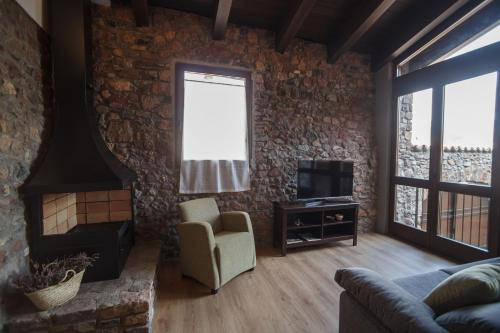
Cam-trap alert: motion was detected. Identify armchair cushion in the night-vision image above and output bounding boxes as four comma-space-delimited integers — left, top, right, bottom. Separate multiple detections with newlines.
215, 231, 256, 286
177, 221, 220, 289
178, 198, 222, 233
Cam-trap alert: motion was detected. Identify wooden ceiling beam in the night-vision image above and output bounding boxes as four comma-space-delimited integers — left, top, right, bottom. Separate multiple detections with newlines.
394, 0, 494, 68
372, 0, 471, 71
327, 0, 396, 64
213, 0, 232, 40
132, 0, 150, 27
276, 0, 317, 53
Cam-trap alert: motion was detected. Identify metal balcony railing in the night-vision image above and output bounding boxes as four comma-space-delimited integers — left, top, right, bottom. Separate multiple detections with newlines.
438, 192, 489, 249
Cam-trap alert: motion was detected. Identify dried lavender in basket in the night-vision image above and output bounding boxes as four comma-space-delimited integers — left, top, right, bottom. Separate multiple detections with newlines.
13, 253, 98, 293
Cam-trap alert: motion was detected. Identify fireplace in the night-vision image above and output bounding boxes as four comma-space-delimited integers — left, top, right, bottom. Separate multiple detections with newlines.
21, 0, 137, 282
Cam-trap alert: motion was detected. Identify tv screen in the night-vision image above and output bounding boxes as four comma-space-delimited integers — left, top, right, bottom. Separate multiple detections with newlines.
297, 160, 353, 200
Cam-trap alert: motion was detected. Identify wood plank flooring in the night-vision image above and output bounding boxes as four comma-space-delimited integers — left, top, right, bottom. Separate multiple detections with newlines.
153, 233, 455, 333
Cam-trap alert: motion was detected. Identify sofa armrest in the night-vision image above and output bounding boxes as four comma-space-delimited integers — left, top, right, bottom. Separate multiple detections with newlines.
335, 268, 448, 333
221, 212, 253, 233
177, 222, 219, 288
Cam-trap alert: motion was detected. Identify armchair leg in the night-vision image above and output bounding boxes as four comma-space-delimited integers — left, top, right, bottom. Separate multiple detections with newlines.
247, 267, 255, 272
211, 289, 219, 295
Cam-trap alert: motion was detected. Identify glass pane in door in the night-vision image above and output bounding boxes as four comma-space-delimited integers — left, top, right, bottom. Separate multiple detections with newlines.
438, 192, 489, 250
395, 185, 429, 231
396, 89, 433, 179
441, 73, 497, 185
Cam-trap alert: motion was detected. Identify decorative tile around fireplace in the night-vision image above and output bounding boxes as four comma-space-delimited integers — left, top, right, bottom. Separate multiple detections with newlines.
6, 241, 160, 333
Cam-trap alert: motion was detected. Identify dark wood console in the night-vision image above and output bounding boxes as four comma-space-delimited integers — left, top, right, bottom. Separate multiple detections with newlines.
273, 201, 359, 256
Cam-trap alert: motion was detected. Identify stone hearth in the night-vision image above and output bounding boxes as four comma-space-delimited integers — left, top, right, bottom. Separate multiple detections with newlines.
6, 241, 160, 333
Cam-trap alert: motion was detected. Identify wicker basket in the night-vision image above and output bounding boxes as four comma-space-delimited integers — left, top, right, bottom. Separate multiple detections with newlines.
25, 269, 85, 311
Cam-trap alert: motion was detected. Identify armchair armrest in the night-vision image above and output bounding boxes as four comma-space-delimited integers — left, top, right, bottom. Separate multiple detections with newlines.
220, 211, 256, 269
221, 211, 253, 233
177, 221, 215, 248
177, 221, 219, 289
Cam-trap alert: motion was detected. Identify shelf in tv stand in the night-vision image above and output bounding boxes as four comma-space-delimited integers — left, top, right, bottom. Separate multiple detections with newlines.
323, 219, 354, 226
287, 223, 322, 230
286, 234, 355, 248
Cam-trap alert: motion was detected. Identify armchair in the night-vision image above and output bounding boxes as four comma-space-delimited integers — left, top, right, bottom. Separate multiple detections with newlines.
177, 198, 256, 294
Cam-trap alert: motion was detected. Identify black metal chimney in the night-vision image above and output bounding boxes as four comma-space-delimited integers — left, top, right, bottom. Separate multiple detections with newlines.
22, 0, 136, 195
20, 0, 136, 282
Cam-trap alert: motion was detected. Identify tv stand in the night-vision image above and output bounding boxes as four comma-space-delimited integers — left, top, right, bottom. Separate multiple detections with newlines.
273, 201, 359, 256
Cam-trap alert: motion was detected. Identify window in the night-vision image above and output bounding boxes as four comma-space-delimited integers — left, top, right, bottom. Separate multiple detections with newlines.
390, 23, 499, 260
175, 63, 252, 194
182, 72, 248, 160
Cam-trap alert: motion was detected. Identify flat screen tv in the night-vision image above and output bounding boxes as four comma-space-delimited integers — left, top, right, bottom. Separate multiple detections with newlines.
297, 160, 353, 200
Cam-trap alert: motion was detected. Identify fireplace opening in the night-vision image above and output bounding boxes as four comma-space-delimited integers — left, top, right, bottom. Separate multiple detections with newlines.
28, 187, 135, 282
42, 190, 133, 235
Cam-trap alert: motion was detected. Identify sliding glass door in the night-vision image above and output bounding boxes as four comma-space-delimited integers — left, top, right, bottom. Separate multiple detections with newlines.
389, 42, 500, 261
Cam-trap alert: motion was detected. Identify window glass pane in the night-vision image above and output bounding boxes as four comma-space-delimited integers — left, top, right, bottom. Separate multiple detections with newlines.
397, 24, 500, 76
394, 185, 428, 231
444, 24, 500, 61
183, 71, 247, 160
397, 89, 432, 179
438, 192, 489, 250
441, 72, 497, 185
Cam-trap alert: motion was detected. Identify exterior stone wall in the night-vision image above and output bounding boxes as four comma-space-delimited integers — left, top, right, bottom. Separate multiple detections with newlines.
0, 0, 52, 326
91, 5, 378, 257
396, 93, 492, 228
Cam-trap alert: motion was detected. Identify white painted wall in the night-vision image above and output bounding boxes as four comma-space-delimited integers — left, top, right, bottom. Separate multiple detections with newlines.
15, 0, 47, 30
374, 63, 393, 233
92, 0, 111, 6
14, 0, 111, 31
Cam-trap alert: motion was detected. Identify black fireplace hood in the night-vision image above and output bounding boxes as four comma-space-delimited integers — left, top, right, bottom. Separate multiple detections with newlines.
22, 0, 137, 195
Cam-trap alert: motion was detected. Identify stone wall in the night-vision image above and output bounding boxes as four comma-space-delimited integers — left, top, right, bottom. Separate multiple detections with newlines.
91, 5, 378, 257
0, 0, 52, 326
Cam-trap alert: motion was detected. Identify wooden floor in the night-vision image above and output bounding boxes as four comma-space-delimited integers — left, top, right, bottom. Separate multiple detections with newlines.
153, 233, 455, 333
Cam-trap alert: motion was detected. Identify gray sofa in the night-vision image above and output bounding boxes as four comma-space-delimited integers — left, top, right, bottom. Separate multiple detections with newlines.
335, 257, 500, 333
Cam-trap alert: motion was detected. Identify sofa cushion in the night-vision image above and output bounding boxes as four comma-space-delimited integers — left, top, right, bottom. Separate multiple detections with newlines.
424, 263, 500, 315
214, 231, 254, 286
335, 268, 448, 333
440, 258, 500, 275
436, 302, 500, 333
394, 271, 451, 299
